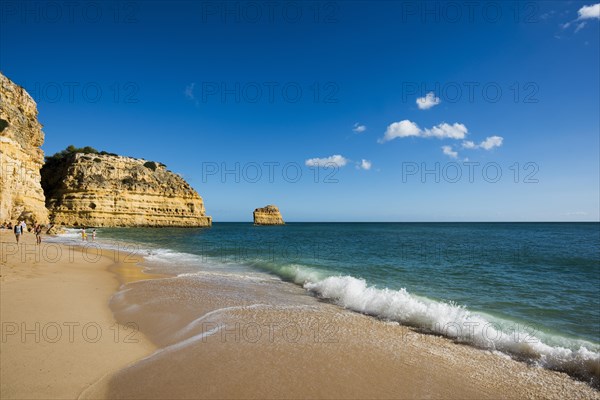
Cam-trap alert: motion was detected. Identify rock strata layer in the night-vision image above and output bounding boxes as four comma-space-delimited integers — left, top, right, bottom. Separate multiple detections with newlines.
253, 205, 284, 225
0, 72, 49, 224
42, 153, 211, 227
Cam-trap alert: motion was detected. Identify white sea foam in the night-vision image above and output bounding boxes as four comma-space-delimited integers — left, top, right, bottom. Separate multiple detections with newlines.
304, 275, 600, 383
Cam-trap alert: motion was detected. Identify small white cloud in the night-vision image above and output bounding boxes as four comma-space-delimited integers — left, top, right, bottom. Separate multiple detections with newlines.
461, 136, 504, 151
185, 83, 195, 100
575, 21, 587, 32
462, 140, 476, 149
305, 154, 348, 168
479, 136, 504, 150
380, 121, 468, 143
379, 120, 421, 143
416, 92, 441, 110
578, 3, 600, 20
442, 145, 458, 159
353, 123, 367, 133
359, 159, 372, 170
422, 122, 468, 139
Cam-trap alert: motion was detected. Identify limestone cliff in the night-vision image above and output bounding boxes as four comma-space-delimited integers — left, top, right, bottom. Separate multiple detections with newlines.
41, 152, 211, 227
0, 72, 49, 224
253, 205, 284, 225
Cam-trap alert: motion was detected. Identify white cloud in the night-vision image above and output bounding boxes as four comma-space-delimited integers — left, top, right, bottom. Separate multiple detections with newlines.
185, 83, 195, 100
353, 123, 367, 133
416, 92, 441, 110
578, 3, 600, 20
359, 159, 372, 170
479, 136, 504, 150
442, 146, 458, 159
379, 120, 421, 143
461, 136, 504, 151
305, 154, 348, 168
422, 122, 468, 139
462, 140, 476, 149
575, 21, 587, 32
561, 21, 572, 29
560, 3, 599, 34
379, 120, 468, 143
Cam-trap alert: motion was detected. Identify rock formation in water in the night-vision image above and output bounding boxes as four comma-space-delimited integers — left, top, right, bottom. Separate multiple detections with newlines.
0, 72, 49, 225
41, 150, 211, 227
253, 205, 284, 225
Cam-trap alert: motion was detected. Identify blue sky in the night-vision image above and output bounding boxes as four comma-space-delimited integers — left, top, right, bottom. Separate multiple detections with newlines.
1, 1, 599, 221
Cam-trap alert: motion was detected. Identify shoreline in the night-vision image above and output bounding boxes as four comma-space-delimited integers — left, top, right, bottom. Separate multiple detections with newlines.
1, 229, 599, 399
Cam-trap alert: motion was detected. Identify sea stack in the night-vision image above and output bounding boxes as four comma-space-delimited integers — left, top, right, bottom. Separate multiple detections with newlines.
253, 205, 284, 225
0, 72, 49, 224
41, 151, 212, 227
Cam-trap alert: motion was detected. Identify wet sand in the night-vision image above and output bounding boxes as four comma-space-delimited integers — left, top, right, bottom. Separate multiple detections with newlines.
1, 229, 598, 399
93, 270, 598, 399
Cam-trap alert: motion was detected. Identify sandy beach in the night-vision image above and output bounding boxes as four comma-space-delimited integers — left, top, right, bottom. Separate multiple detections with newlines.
0, 229, 156, 399
1, 229, 598, 399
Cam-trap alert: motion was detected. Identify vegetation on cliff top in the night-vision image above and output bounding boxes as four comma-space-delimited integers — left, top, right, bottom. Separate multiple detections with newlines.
41, 146, 171, 207
45, 146, 165, 169
44, 145, 117, 165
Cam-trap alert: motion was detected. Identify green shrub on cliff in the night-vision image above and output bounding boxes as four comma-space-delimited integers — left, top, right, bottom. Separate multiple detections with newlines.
45, 145, 98, 164
144, 161, 158, 171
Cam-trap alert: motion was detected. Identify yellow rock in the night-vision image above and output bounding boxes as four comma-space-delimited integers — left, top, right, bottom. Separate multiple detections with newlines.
253, 205, 284, 225
42, 153, 212, 227
0, 72, 49, 224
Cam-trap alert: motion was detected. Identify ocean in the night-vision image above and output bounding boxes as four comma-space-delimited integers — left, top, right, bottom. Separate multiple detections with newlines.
54, 222, 600, 384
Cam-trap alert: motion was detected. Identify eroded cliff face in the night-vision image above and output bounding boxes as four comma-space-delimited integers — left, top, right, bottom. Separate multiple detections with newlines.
0, 72, 49, 224
42, 153, 211, 227
253, 205, 284, 225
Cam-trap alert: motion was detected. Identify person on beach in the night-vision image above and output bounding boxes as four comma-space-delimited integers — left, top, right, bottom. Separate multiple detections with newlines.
35, 224, 43, 245
92, 229, 97, 241
14, 222, 22, 243
81, 228, 87, 241
20, 220, 27, 233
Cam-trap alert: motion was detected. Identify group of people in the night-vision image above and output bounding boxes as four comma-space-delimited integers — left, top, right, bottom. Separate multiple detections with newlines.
10, 221, 44, 244
80, 228, 97, 241
5, 222, 98, 244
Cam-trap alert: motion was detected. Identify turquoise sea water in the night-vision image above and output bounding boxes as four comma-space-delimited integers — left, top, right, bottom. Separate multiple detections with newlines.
58, 222, 600, 382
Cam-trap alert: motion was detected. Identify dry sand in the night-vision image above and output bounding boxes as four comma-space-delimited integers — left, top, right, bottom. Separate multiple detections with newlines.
1, 229, 598, 400
0, 230, 155, 399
